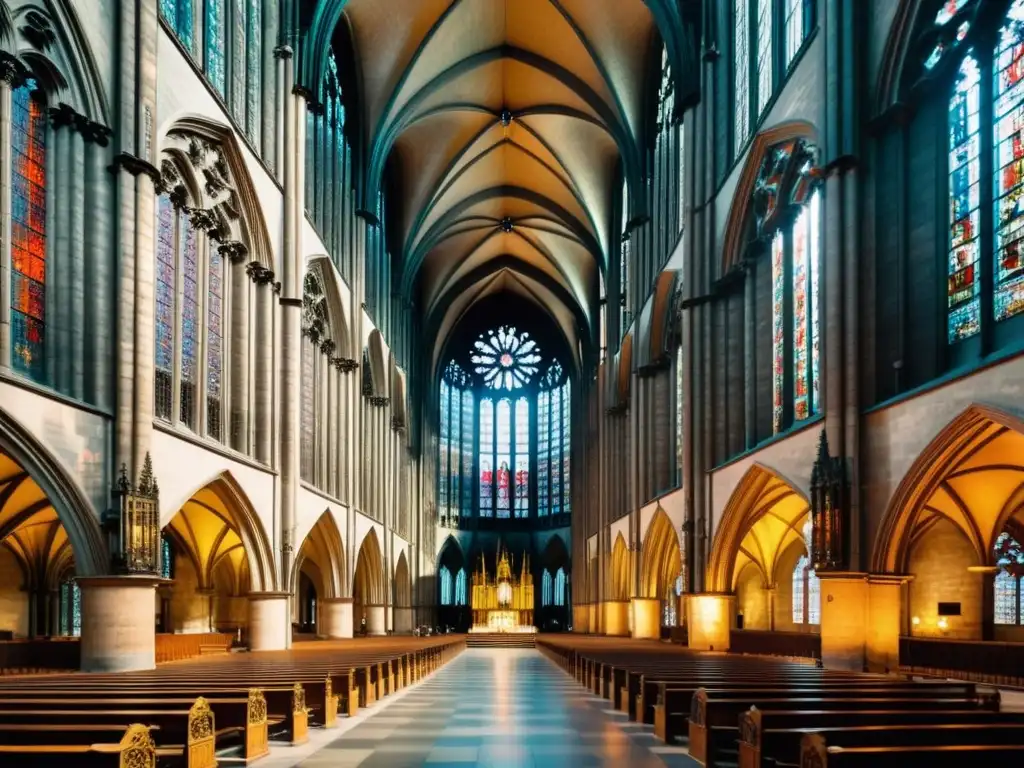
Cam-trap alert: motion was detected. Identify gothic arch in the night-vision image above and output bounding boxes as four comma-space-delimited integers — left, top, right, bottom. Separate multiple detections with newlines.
366, 330, 389, 398
162, 470, 278, 592
292, 510, 346, 598
158, 115, 275, 270
640, 506, 681, 599
0, 407, 106, 577
391, 365, 408, 431
706, 464, 810, 593
394, 550, 412, 608
610, 533, 630, 601
304, 256, 352, 359
353, 527, 385, 605
719, 121, 820, 276
872, 404, 1024, 573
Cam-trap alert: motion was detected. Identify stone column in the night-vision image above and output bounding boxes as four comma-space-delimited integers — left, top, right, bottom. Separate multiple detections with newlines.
0, 74, 12, 369
364, 604, 386, 636
250, 266, 275, 463
818, 574, 867, 671
743, 263, 756, 447
247, 591, 290, 651
230, 253, 251, 453
393, 606, 413, 634
631, 597, 661, 639
602, 600, 630, 637
686, 593, 734, 651
78, 576, 162, 672
866, 575, 905, 673
321, 597, 354, 639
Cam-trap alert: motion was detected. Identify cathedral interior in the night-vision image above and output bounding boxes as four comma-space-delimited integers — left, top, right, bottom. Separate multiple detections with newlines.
0, 0, 1024, 765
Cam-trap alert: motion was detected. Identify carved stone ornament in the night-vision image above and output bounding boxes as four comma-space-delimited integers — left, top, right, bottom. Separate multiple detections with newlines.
0, 50, 29, 88
809, 430, 849, 572
21, 10, 57, 51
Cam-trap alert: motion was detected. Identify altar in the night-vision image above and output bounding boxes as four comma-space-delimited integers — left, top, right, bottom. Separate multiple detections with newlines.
469, 546, 536, 633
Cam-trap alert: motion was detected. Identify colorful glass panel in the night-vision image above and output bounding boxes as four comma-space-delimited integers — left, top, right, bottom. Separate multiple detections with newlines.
809, 190, 821, 416
471, 326, 541, 390
439, 381, 450, 515
515, 397, 529, 518
11, 82, 47, 382
232, 0, 245, 121
538, 391, 550, 516
479, 399, 494, 515
792, 555, 807, 623
542, 570, 553, 607
792, 204, 810, 420
461, 390, 474, 515
496, 399, 511, 517
161, 0, 194, 49
551, 388, 562, 514
246, 0, 261, 141
994, 2, 1024, 324
555, 567, 566, 607
936, 0, 971, 26
756, 0, 773, 114
301, 342, 315, 482
205, 0, 227, 95
734, 0, 750, 150
207, 245, 224, 398
807, 567, 821, 624
771, 231, 785, 432
71, 581, 81, 637
562, 382, 571, 513
440, 566, 452, 606
450, 384, 461, 520
948, 54, 982, 342
455, 568, 467, 606
995, 570, 1018, 624
785, 0, 805, 66
155, 196, 176, 372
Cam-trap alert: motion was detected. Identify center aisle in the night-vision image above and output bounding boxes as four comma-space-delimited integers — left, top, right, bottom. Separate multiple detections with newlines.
297, 648, 696, 768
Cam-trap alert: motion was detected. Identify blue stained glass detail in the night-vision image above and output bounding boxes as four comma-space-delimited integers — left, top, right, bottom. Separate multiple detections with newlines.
205, 0, 227, 95
231, 0, 246, 121
479, 399, 494, 515
496, 399, 511, 517
440, 566, 452, 606
515, 397, 529, 518
538, 391, 549, 516
461, 390, 474, 515
181, 215, 199, 382
246, 0, 262, 141
562, 381, 571, 514
551, 388, 562, 514
455, 568, 467, 606
554, 567, 566, 607
10, 81, 46, 383
207, 245, 223, 397
471, 326, 542, 390
542, 570, 552, 606
948, 54, 982, 342
994, 1, 1024, 323
161, 0, 194, 50
156, 196, 176, 371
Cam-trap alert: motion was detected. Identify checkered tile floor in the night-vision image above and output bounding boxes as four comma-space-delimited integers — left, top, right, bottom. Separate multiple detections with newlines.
297, 648, 699, 767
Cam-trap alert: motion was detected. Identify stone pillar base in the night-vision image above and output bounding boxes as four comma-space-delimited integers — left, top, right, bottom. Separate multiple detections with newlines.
686, 593, 735, 651
631, 597, 661, 639
248, 591, 290, 651
573, 603, 589, 633
589, 603, 599, 634
819, 573, 908, 673
602, 600, 630, 637
322, 598, 354, 639
364, 604, 386, 636
393, 606, 413, 634
79, 576, 164, 673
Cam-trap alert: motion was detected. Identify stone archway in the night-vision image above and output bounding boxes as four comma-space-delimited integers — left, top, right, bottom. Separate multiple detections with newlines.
353, 529, 386, 635
872, 405, 1024, 641
638, 507, 682, 636
293, 511, 347, 638
393, 551, 413, 634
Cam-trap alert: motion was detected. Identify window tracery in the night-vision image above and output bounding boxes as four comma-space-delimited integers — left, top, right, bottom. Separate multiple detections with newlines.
471, 326, 541, 390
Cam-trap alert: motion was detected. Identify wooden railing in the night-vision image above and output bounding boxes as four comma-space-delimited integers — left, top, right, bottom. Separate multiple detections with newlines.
900, 636, 1024, 687
155, 633, 234, 664
0, 638, 80, 673
729, 629, 822, 661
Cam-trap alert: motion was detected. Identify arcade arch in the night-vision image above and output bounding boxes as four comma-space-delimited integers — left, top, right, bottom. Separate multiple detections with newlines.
640, 508, 682, 626
353, 529, 385, 635
292, 511, 346, 635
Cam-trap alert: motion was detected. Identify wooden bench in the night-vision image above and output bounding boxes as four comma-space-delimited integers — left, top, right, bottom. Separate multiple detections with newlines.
0, 723, 157, 768
799, 732, 1024, 767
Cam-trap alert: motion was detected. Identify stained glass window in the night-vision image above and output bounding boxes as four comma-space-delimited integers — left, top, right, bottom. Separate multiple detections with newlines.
231, 0, 245, 121
180, 214, 199, 428
771, 231, 785, 433
496, 399, 512, 517
675, 346, 684, 485
948, 54, 982, 341
440, 566, 452, 606
205, 0, 227, 96
756, 0, 773, 114
301, 340, 316, 482
439, 380, 450, 516
995, 570, 1018, 624
792, 204, 811, 420
995, 530, 1024, 625
246, 0, 261, 141
461, 390, 474, 513
551, 387, 562, 515
71, 580, 81, 637
471, 326, 541, 390
455, 568, 467, 606
450, 384, 462, 518
542, 570, 553, 607
160, 0, 194, 50
538, 390, 550, 516
207, 244, 224, 440
11, 81, 47, 383
809, 190, 821, 413
807, 567, 820, 624
994, 5, 1024, 324
784, 0, 807, 67
515, 398, 529, 518
734, 0, 750, 151
479, 399, 494, 515
554, 567, 566, 607
161, 534, 175, 580
792, 554, 807, 624
155, 196, 176, 419
562, 381, 571, 513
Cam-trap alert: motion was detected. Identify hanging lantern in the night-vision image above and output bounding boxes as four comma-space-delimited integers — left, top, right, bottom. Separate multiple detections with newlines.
809, 430, 848, 572
113, 453, 161, 575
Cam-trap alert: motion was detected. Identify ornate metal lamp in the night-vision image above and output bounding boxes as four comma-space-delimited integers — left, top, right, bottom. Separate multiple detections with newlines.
809, 431, 848, 572
111, 453, 161, 575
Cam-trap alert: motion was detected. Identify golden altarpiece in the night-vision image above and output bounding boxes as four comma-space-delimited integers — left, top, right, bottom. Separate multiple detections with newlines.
470, 546, 535, 633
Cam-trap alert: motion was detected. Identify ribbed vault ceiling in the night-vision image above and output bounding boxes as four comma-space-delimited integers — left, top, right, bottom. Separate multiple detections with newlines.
343, 0, 660, 367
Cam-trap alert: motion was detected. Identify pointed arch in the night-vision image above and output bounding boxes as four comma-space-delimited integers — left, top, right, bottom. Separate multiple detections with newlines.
706, 464, 810, 593
640, 506, 682, 599
872, 404, 1024, 573
158, 115, 275, 270
610, 533, 630, 601
541, 533, 570, 572
292, 510, 346, 598
353, 527, 385, 605
719, 121, 819, 276
394, 550, 412, 608
162, 470, 278, 592
304, 255, 352, 359
0, 407, 105, 577
366, 329, 389, 397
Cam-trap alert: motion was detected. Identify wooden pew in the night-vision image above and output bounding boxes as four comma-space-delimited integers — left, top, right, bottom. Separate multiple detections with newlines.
0, 723, 157, 768
739, 708, 1024, 768
799, 732, 1024, 767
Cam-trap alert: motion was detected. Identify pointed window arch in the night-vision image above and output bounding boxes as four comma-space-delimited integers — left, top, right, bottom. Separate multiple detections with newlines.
792, 553, 821, 625
439, 566, 453, 606
514, 397, 530, 518
10, 80, 48, 384
994, 531, 1024, 625
542, 570, 553, 607
554, 567, 567, 607
455, 568, 467, 606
